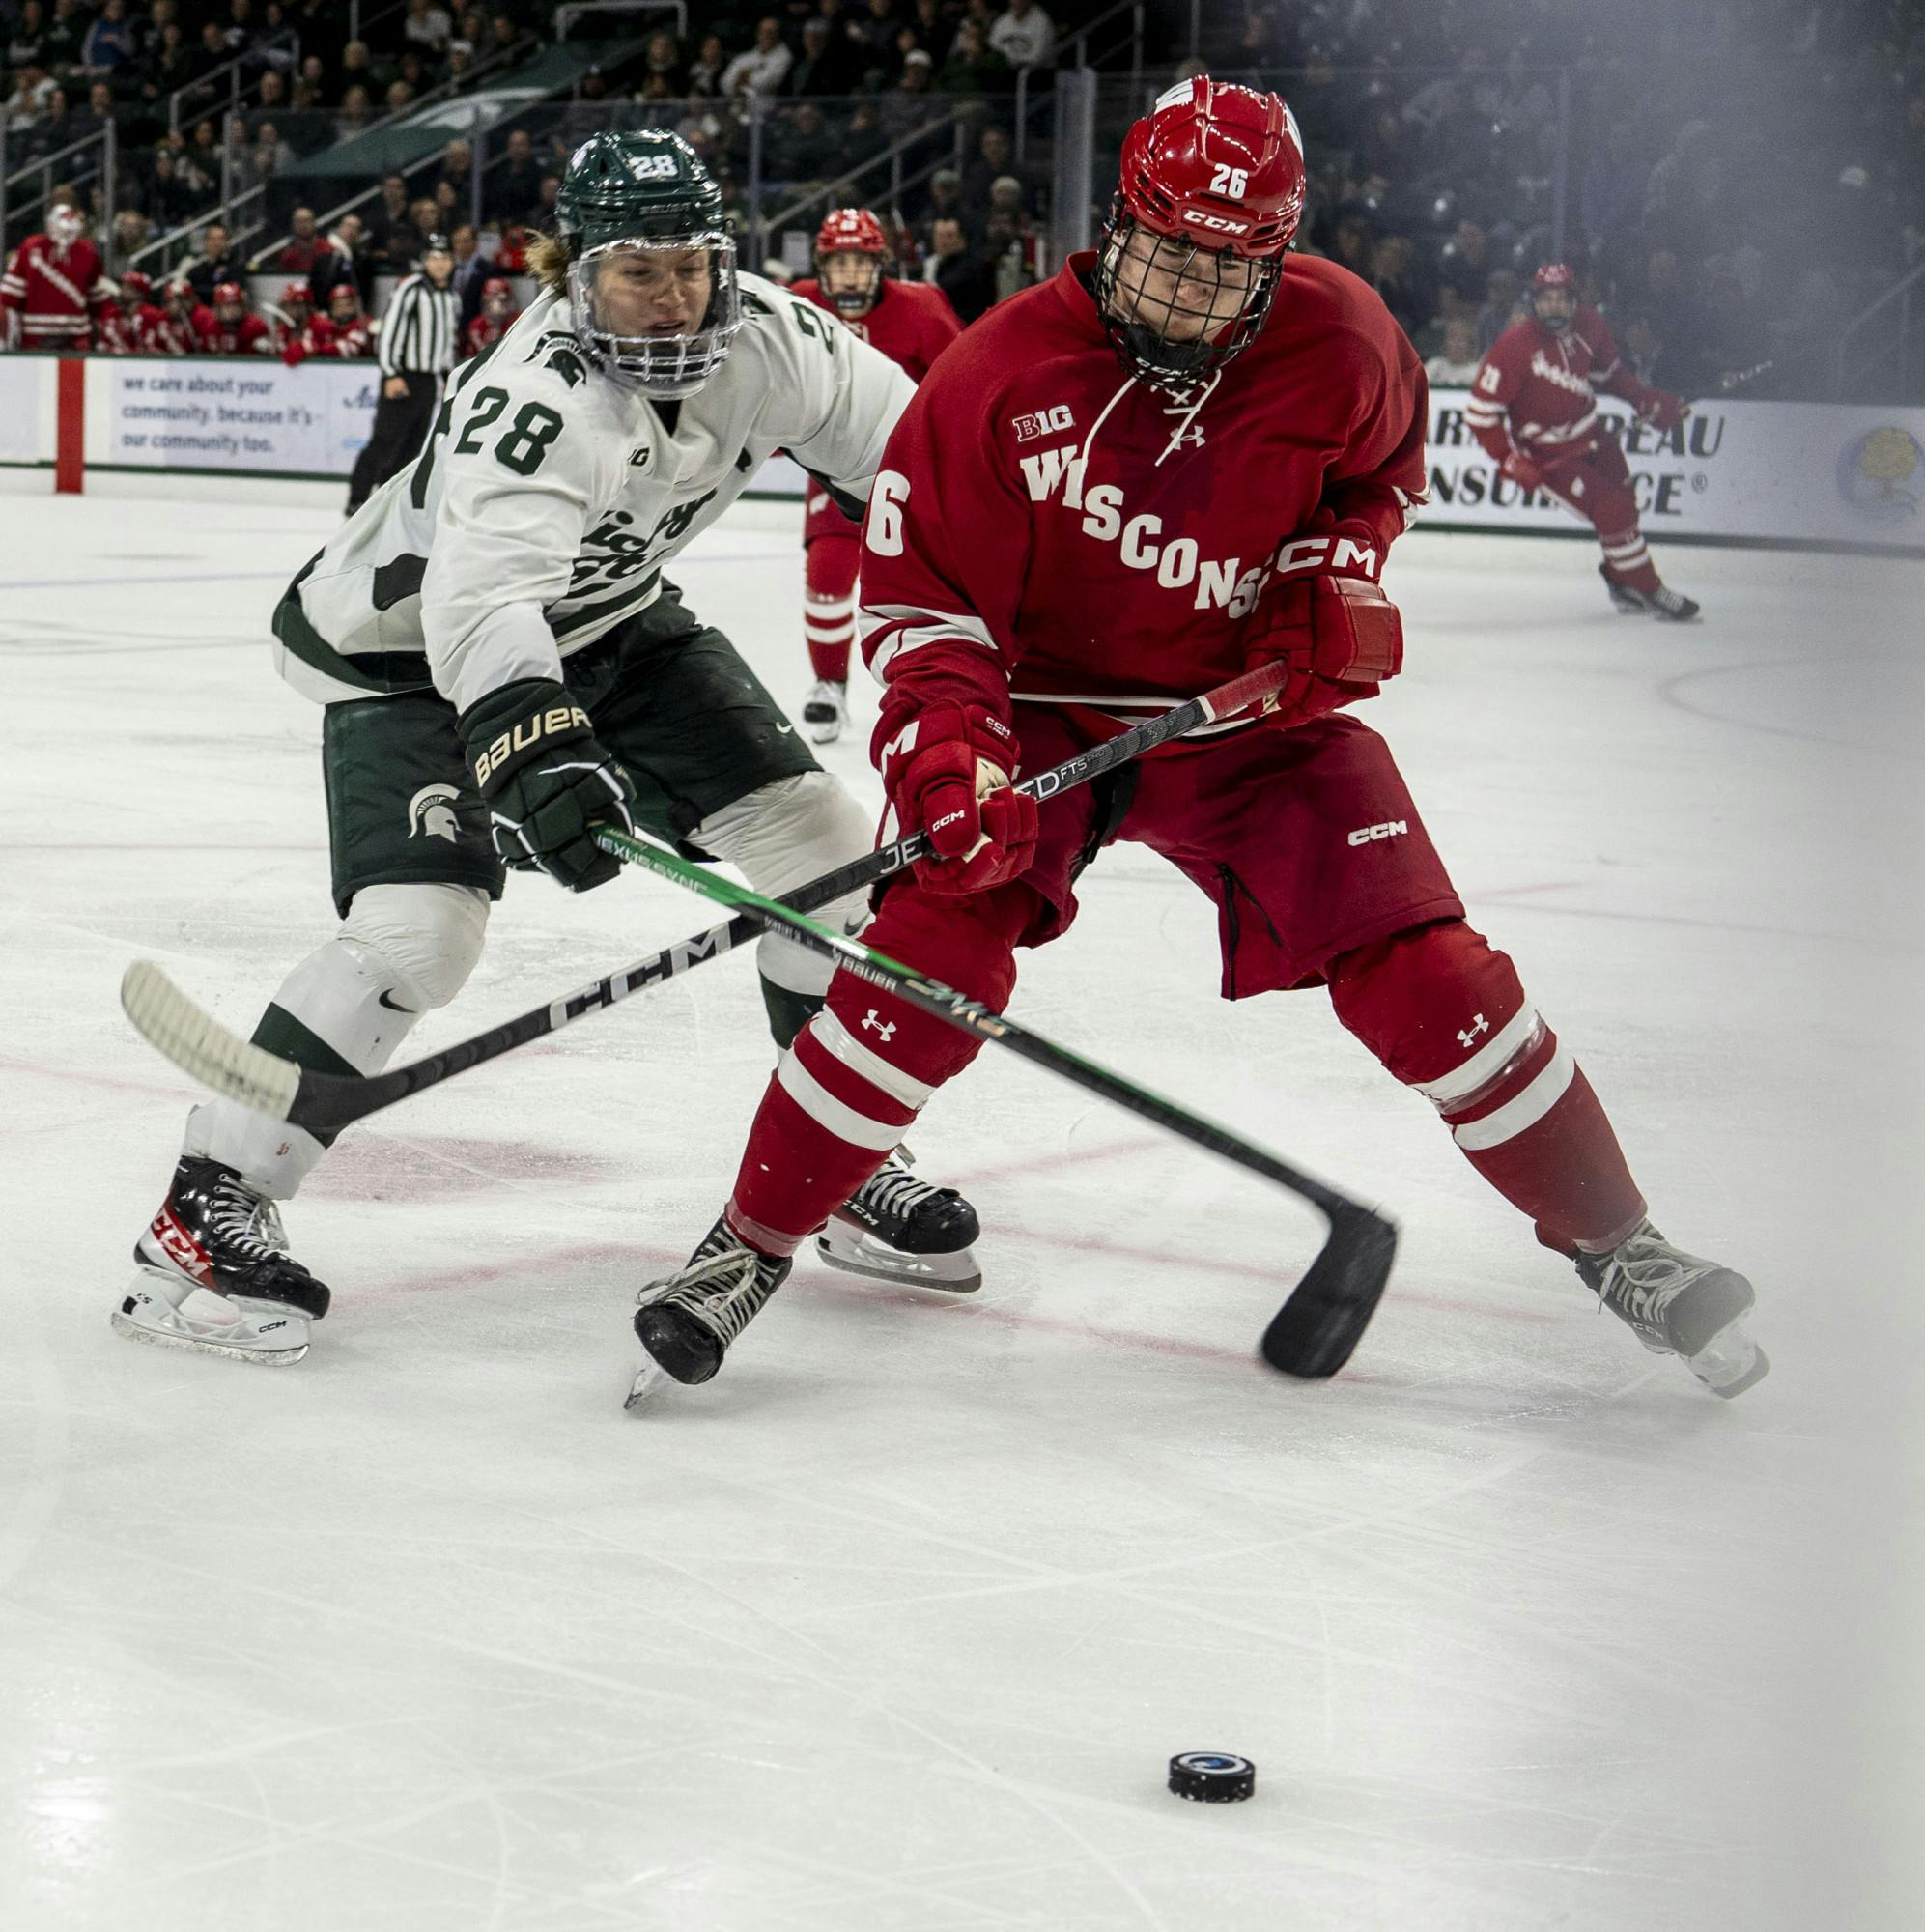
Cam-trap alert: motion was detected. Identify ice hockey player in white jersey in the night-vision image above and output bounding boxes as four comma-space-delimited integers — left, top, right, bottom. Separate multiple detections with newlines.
115, 131, 981, 1367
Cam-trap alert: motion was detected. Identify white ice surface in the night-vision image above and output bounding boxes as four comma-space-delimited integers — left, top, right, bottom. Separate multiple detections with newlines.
1, 486, 1921, 1931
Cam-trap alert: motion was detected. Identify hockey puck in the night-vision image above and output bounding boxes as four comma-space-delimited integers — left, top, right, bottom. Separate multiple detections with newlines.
1167, 1751, 1256, 1803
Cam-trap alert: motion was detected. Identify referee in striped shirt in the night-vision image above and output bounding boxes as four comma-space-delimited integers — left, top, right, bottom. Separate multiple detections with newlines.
346, 233, 461, 512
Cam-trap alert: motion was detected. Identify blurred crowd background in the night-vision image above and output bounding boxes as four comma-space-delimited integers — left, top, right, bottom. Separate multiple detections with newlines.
4, 0, 1922, 399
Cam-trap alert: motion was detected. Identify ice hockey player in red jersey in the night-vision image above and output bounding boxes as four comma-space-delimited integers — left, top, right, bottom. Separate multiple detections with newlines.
146, 277, 214, 355
99, 270, 162, 355
788, 206, 963, 743
464, 275, 520, 357
1469, 263, 1699, 620
198, 280, 273, 356
631, 77, 1767, 1404
326, 280, 374, 358
0, 203, 116, 350
270, 280, 338, 365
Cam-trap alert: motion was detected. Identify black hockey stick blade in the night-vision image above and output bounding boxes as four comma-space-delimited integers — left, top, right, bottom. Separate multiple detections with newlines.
1259, 1203, 1398, 1378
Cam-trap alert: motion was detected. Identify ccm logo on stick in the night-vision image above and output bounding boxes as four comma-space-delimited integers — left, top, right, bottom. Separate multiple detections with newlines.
1347, 820, 1407, 847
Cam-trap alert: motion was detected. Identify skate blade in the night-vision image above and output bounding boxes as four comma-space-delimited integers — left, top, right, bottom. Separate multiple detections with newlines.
623, 1357, 674, 1411
814, 1230, 981, 1293
110, 1306, 309, 1365
1684, 1321, 1769, 1399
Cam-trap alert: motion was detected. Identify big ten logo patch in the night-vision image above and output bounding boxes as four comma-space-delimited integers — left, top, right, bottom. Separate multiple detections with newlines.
1012, 404, 1075, 443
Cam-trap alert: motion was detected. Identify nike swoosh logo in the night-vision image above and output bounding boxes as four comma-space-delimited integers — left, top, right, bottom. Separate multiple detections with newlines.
775, 724, 794, 736
377, 991, 416, 1013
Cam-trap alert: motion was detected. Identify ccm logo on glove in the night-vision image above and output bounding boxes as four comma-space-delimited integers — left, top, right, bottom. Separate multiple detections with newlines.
471, 703, 594, 788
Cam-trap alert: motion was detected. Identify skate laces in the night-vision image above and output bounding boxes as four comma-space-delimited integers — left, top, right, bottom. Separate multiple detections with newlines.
655, 1249, 780, 1346
859, 1153, 952, 1215
1603, 1230, 1711, 1324
206, 1172, 284, 1262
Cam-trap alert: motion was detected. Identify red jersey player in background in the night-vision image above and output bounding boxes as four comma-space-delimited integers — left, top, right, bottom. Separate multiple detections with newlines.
148, 277, 213, 355
1, 202, 116, 351
270, 280, 337, 365
788, 207, 962, 743
326, 280, 374, 358
464, 275, 520, 357
631, 77, 1766, 1404
199, 280, 273, 355
1469, 263, 1698, 619
99, 270, 161, 354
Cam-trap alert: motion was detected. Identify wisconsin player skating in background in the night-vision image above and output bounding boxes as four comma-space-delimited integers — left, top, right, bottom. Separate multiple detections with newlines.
633, 79, 1767, 1401
788, 208, 961, 744
115, 132, 980, 1369
1469, 263, 1699, 620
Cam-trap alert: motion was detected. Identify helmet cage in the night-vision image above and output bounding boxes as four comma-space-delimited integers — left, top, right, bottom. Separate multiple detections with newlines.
1092, 208, 1282, 384
1529, 262, 1577, 335
816, 247, 884, 318
565, 232, 744, 399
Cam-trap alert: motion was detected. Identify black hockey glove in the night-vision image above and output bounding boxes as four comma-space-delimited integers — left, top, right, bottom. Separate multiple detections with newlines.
458, 677, 637, 893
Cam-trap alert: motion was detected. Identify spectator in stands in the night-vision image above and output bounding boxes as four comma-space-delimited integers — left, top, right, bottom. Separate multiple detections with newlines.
308, 210, 367, 310
42, 0, 85, 75
444, 39, 478, 89
722, 17, 794, 100
1579, 120, 1646, 263
909, 0, 952, 66
384, 79, 415, 115
686, 30, 726, 98
963, 124, 1038, 209
403, 0, 454, 58
101, 208, 152, 280
273, 205, 326, 272
769, 99, 836, 181
535, 171, 560, 230
447, 219, 495, 323
184, 217, 243, 302
638, 29, 682, 92
434, 137, 473, 203
486, 126, 543, 226
939, 18, 1007, 94
988, 0, 1052, 71
1434, 216, 1489, 309
6, 2, 49, 72
83, 0, 140, 72
879, 45, 938, 141
1370, 231, 1430, 339
1475, 264, 1519, 352
366, 171, 410, 252
1424, 313, 1481, 385
334, 84, 373, 140
979, 207, 1034, 302
338, 39, 374, 100
787, 16, 862, 97
146, 21, 196, 102
924, 210, 993, 322
4, 60, 55, 130
144, 147, 199, 228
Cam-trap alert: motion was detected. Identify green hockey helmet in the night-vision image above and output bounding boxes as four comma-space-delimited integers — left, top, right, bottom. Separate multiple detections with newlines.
555, 130, 743, 398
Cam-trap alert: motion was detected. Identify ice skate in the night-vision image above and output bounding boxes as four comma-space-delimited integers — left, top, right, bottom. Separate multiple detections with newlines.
1599, 563, 1650, 614
801, 679, 850, 745
1575, 1220, 1768, 1398
113, 1155, 330, 1365
1647, 583, 1701, 622
630, 1216, 792, 1397
817, 1148, 982, 1292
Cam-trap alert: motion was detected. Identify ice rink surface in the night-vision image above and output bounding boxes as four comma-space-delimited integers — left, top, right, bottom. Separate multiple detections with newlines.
2, 484, 1922, 1931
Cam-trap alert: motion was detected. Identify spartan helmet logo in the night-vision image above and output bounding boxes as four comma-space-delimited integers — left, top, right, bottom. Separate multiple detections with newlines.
407, 782, 462, 842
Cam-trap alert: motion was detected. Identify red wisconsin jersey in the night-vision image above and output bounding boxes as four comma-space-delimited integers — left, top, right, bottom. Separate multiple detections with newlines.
328, 317, 374, 358
1466, 305, 1662, 461
99, 305, 163, 354
142, 303, 214, 355
791, 274, 962, 384
858, 251, 1427, 719
464, 309, 520, 358
196, 313, 273, 356
273, 315, 338, 364
1, 233, 113, 346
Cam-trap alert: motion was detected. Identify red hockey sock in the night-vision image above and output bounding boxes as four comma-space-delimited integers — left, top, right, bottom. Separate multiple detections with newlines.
1599, 523, 1661, 596
726, 881, 1030, 1253
804, 532, 860, 685
1329, 922, 1647, 1256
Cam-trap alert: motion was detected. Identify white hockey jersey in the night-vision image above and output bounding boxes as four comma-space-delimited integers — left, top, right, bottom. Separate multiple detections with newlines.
271, 274, 914, 710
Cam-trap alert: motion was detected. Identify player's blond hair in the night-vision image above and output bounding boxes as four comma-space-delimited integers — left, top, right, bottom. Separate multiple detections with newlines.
527, 233, 571, 294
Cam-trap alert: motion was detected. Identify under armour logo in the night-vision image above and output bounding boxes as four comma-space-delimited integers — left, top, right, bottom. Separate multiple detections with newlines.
1458, 1013, 1490, 1049
1170, 424, 1206, 448
862, 1009, 896, 1042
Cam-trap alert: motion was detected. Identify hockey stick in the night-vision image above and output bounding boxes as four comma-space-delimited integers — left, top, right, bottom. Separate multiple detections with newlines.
119, 662, 1294, 1143
596, 826, 1398, 1380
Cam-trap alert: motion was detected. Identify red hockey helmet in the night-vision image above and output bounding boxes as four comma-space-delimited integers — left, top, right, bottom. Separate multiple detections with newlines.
813, 206, 888, 318
481, 274, 513, 317
281, 278, 312, 310
1529, 260, 1577, 333
213, 279, 246, 318
327, 280, 361, 317
1097, 76, 1305, 384
164, 275, 194, 311
120, 270, 153, 306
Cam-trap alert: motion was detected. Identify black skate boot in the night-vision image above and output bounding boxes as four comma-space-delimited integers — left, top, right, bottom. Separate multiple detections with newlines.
802, 679, 850, 745
1647, 583, 1701, 621
630, 1216, 793, 1401
817, 1149, 982, 1292
1599, 563, 1650, 613
1575, 1220, 1768, 1398
114, 1155, 330, 1365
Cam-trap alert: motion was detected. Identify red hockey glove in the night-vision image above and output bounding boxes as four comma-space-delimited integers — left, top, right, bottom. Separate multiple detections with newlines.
1500, 448, 1543, 493
882, 701, 1039, 895
1640, 389, 1688, 432
1240, 576, 1404, 730
280, 339, 307, 368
